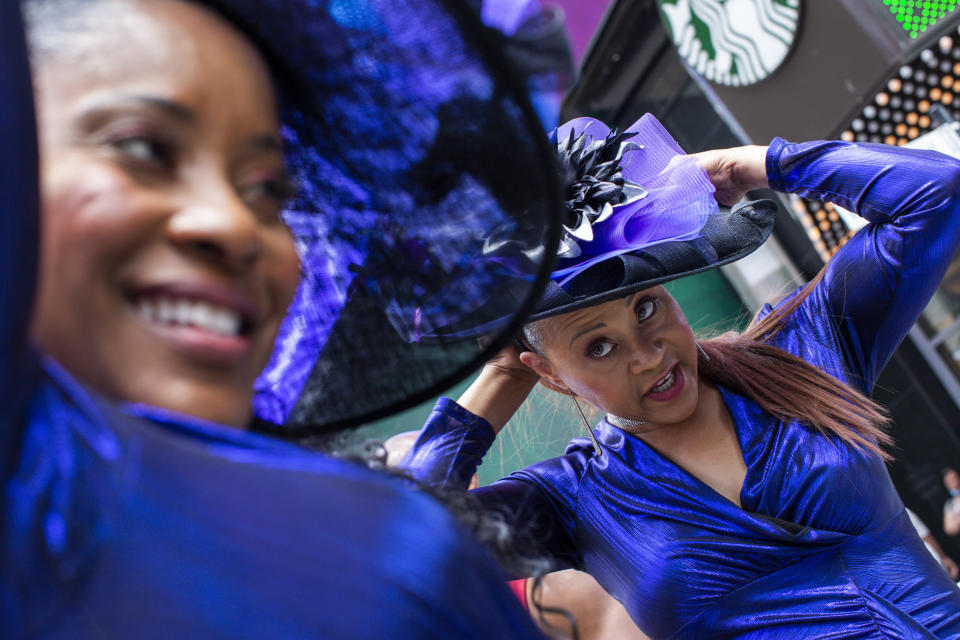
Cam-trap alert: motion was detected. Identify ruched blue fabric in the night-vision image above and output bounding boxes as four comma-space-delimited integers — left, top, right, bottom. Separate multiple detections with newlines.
404, 139, 960, 638
3, 368, 542, 639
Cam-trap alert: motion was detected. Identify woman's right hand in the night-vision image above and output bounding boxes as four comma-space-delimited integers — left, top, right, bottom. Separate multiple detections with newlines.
484, 341, 540, 384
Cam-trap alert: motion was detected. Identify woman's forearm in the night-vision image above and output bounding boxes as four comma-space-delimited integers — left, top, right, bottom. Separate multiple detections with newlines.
401, 344, 538, 489
457, 364, 539, 435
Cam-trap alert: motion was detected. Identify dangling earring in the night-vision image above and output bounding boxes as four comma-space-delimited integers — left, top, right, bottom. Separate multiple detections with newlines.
697, 342, 710, 362
570, 393, 604, 459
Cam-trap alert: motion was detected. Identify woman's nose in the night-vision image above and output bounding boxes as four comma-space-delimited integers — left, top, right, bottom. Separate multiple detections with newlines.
167, 190, 261, 271
627, 336, 664, 374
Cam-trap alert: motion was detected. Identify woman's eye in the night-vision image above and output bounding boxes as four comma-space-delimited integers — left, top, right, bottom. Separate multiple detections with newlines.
242, 178, 296, 205
588, 340, 614, 359
240, 177, 297, 220
636, 299, 657, 322
112, 136, 172, 167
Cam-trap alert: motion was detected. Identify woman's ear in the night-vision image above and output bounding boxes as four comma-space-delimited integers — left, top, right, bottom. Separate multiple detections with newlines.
519, 351, 571, 395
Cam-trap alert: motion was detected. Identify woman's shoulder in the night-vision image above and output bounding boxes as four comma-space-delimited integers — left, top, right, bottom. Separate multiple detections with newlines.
25, 357, 468, 513
500, 437, 595, 497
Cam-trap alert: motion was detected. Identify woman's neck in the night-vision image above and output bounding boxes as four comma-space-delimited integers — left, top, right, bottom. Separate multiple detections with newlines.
632, 377, 746, 507
631, 377, 734, 456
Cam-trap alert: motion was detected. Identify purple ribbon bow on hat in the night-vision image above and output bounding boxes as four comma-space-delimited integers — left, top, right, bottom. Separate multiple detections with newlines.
552, 113, 719, 285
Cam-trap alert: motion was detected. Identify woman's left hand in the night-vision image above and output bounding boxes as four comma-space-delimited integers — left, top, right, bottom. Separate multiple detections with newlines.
691, 145, 769, 207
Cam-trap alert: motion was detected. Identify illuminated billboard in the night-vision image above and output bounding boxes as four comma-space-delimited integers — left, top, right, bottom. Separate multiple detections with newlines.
882, 0, 960, 40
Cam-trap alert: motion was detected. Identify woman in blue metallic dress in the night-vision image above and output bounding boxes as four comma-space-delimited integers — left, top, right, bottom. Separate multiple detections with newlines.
403, 114, 960, 637
1, 0, 567, 637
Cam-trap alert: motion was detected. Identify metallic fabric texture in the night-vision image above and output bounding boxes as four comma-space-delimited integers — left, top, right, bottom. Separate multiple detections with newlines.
404, 138, 960, 638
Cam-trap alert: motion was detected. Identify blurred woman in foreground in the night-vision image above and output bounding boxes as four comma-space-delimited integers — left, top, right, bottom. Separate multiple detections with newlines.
2, 0, 557, 637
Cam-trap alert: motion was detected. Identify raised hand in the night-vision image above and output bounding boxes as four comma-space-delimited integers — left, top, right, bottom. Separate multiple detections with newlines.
691, 145, 769, 207
484, 340, 539, 383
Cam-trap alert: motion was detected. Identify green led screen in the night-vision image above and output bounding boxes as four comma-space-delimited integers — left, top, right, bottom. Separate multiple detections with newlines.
883, 0, 960, 39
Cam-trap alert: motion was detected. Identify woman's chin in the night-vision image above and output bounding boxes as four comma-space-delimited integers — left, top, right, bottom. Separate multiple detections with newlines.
141, 391, 252, 428
104, 366, 256, 428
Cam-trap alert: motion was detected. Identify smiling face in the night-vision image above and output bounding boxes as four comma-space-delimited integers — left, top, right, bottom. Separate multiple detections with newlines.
521, 287, 700, 429
29, 0, 301, 427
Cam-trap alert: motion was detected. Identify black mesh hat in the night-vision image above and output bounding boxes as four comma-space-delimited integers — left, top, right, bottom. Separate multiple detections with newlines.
178, 0, 570, 432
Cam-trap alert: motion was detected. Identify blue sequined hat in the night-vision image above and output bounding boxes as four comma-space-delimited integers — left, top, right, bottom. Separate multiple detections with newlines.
529, 113, 776, 322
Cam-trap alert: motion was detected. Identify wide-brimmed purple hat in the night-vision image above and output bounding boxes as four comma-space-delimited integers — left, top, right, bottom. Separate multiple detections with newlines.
526, 113, 776, 321
435, 113, 777, 338
174, 0, 570, 432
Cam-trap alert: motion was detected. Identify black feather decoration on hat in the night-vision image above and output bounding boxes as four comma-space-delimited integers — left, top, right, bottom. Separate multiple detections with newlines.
555, 127, 646, 257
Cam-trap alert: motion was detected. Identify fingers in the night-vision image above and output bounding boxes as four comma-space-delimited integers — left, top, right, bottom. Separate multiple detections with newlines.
691, 145, 770, 206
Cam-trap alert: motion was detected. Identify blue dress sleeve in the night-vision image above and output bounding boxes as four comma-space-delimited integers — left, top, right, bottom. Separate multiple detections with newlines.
402, 398, 584, 571
0, 4, 42, 490
766, 138, 960, 389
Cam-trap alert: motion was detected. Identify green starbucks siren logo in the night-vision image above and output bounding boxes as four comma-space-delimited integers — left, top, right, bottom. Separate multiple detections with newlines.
658, 0, 801, 86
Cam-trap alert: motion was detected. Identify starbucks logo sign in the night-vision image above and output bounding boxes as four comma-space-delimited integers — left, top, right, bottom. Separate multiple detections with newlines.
658, 0, 801, 86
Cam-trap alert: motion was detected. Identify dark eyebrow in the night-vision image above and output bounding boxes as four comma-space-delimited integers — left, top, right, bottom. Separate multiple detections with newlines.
76, 95, 284, 155
136, 96, 194, 122
79, 94, 196, 123
569, 323, 606, 349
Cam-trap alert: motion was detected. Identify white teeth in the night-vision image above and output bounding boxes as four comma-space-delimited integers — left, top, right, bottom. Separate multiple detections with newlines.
651, 370, 675, 393
138, 299, 157, 322
193, 304, 213, 330
175, 299, 191, 326
213, 308, 242, 335
157, 299, 174, 324
133, 296, 243, 336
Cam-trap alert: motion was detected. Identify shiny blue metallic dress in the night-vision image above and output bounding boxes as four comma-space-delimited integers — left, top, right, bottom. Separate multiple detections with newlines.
405, 139, 960, 638
0, 6, 539, 638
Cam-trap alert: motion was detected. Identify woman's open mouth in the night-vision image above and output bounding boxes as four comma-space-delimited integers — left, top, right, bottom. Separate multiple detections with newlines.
126, 286, 259, 366
644, 363, 685, 402
133, 296, 247, 336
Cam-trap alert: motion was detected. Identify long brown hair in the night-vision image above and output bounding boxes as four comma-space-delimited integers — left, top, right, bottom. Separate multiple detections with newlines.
697, 269, 892, 459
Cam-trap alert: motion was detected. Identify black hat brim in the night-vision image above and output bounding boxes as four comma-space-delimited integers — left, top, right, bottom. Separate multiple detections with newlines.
528, 199, 777, 322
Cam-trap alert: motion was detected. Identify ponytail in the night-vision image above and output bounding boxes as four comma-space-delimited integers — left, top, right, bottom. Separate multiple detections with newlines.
698, 271, 892, 459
